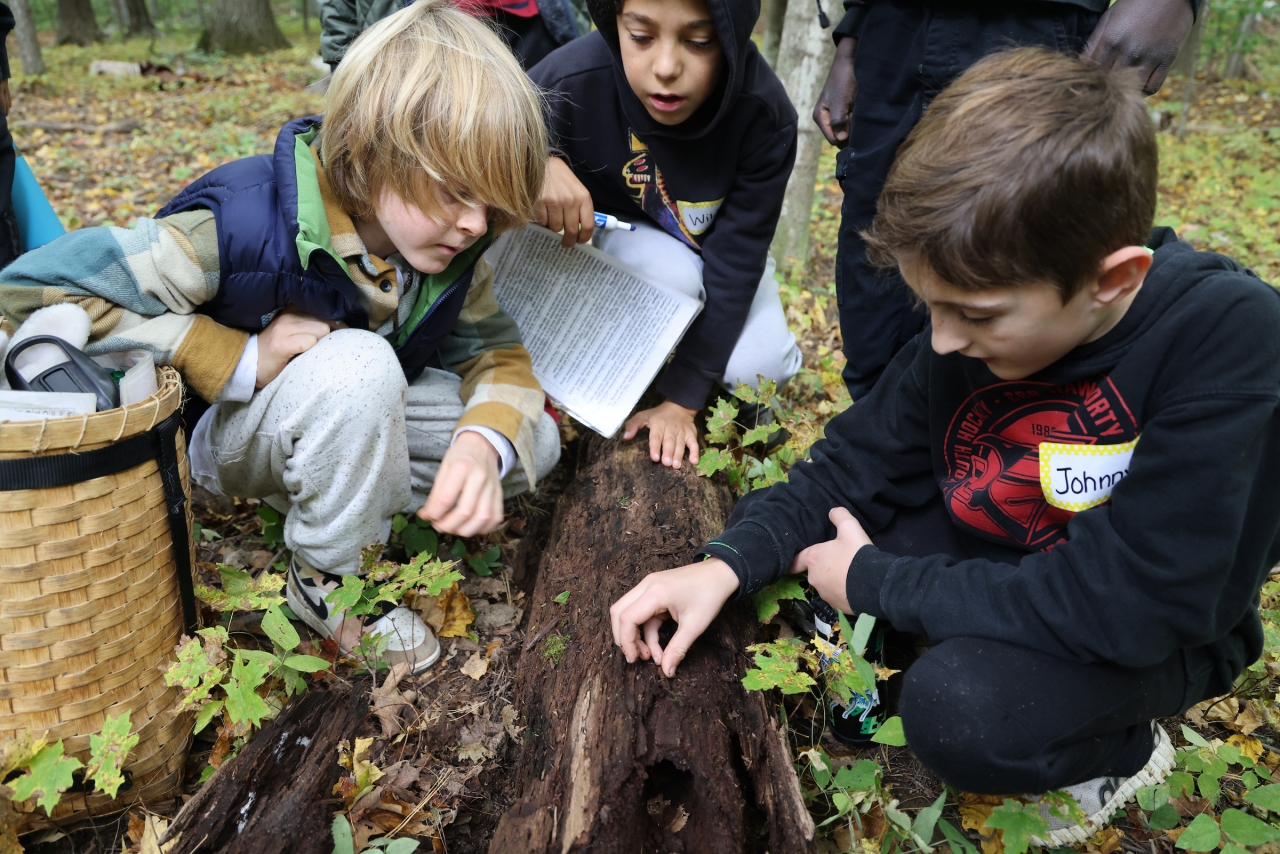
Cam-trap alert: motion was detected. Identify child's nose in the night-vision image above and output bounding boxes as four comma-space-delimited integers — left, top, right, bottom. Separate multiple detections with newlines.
930, 317, 967, 356
457, 204, 488, 236
653, 42, 681, 80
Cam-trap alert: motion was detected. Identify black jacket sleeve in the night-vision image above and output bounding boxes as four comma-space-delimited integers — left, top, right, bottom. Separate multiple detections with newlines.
850, 280, 1280, 668
0, 5, 15, 79
832, 0, 867, 42
701, 334, 937, 595
655, 119, 798, 408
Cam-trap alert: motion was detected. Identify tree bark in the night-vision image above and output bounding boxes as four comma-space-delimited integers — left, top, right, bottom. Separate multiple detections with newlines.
1170, 3, 1209, 78
197, 0, 289, 54
161, 683, 369, 854
769, 0, 835, 275
489, 436, 815, 854
762, 0, 787, 67
55, 0, 103, 46
121, 0, 157, 37
8, 0, 43, 75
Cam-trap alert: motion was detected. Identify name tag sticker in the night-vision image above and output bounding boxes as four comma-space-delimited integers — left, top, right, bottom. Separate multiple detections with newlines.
1039, 437, 1139, 512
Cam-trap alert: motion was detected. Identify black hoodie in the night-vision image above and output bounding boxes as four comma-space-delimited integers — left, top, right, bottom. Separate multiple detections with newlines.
528, 0, 798, 409
703, 230, 1280, 700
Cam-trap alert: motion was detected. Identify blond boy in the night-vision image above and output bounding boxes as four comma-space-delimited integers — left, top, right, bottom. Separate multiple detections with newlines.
0, 1, 560, 672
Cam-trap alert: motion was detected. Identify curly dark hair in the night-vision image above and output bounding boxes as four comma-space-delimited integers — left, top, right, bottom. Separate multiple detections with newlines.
584, 0, 624, 39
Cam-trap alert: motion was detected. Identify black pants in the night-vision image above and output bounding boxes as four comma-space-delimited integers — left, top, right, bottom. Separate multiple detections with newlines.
0, 108, 20, 270
727, 492, 1211, 794
834, 0, 1100, 398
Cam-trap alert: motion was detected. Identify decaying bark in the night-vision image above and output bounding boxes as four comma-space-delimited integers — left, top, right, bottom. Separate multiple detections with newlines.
161, 683, 368, 854
491, 436, 815, 854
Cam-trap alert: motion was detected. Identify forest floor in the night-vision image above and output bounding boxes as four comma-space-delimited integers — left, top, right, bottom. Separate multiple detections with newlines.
7, 16, 1280, 854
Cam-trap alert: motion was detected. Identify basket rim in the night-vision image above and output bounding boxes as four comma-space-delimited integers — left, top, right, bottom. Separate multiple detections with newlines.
0, 367, 182, 458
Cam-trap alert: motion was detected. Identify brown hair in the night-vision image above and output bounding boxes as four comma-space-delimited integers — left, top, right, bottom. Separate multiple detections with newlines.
864, 47, 1157, 299
320, 0, 547, 233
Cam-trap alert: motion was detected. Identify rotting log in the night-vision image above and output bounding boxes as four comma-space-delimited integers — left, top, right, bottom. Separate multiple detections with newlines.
161, 682, 368, 854
490, 435, 815, 854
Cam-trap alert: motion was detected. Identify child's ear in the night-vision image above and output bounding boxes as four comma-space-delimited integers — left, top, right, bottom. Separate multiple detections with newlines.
1094, 246, 1152, 306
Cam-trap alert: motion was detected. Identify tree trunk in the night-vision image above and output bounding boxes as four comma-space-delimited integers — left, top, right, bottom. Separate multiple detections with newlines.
489, 436, 815, 854
1176, 0, 1211, 138
9, 0, 43, 75
769, 0, 836, 275
1169, 9, 1206, 77
198, 0, 289, 54
762, 0, 787, 67
1222, 11, 1259, 78
122, 0, 157, 37
161, 683, 369, 854
55, 0, 103, 46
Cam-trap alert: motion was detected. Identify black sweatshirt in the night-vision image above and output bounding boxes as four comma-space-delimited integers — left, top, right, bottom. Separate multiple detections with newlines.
703, 230, 1280, 698
528, 1, 798, 409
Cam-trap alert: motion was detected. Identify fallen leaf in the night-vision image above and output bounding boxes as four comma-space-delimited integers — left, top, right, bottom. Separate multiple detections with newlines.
1091, 826, 1124, 854
485, 640, 503, 658
473, 601, 522, 633
370, 662, 415, 738
669, 804, 689, 832
137, 813, 176, 854
1228, 733, 1265, 763
460, 653, 489, 681
1232, 701, 1265, 736
437, 584, 475, 638
456, 741, 489, 763
1205, 696, 1241, 723
957, 792, 1006, 854
501, 705, 524, 743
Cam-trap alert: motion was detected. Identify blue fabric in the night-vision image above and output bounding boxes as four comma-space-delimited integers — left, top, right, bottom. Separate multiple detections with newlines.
156, 116, 475, 386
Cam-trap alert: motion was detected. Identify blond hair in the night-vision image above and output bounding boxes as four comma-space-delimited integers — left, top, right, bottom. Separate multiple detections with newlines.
321, 0, 547, 233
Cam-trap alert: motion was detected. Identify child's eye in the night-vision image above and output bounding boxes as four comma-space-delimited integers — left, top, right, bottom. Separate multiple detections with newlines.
958, 313, 994, 326
628, 33, 653, 45
687, 39, 714, 50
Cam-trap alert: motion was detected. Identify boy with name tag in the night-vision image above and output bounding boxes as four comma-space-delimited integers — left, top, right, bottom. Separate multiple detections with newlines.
609, 48, 1280, 844
529, 0, 802, 468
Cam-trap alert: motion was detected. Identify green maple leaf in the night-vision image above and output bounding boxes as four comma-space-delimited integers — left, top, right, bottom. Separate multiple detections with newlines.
325, 574, 365, 613
261, 604, 300, 653
732, 382, 757, 404
741, 423, 780, 447
194, 699, 224, 735
705, 398, 740, 444
83, 712, 138, 799
164, 627, 230, 713
696, 447, 732, 478
11, 740, 82, 814
752, 576, 805, 624
870, 715, 906, 746
984, 799, 1048, 854
553, 591, 571, 604
741, 639, 817, 694
223, 651, 273, 728
195, 565, 285, 613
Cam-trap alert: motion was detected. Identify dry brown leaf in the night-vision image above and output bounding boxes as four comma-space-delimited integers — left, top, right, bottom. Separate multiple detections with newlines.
501, 705, 524, 743
473, 601, 522, 633
957, 793, 1004, 854
370, 662, 415, 738
209, 725, 234, 769
137, 814, 176, 854
1228, 733, 1265, 762
460, 652, 488, 681
669, 805, 689, 832
485, 639, 503, 658
1205, 696, 1240, 722
457, 741, 489, 763
1232, 700, 1266, 736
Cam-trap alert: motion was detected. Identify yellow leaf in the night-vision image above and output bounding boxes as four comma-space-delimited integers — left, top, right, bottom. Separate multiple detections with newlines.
429, 583, 475, 638
1228, 733, 1265, 763
957, 792, 1006, 854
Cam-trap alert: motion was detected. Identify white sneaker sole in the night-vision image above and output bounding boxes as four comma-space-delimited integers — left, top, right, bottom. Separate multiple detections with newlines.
285, 570, 441, 675
1032, 725, 1177, 848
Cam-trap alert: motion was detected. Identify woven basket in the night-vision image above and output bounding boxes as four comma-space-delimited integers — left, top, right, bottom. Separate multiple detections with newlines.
0, 367, 196, 828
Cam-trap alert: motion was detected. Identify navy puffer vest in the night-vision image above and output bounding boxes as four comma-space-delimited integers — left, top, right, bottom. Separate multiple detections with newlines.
157, 116, 479, 385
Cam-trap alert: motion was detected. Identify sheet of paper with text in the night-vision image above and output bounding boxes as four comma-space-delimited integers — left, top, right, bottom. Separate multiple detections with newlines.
487, 225, 703, 438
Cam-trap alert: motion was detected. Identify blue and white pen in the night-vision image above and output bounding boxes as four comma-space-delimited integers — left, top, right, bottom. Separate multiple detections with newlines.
594, 212, 636, 232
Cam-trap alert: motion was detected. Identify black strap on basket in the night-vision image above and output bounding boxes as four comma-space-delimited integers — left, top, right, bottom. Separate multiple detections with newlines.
0, 413, 199, 636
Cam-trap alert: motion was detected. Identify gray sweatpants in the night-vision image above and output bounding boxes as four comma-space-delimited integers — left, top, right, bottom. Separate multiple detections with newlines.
204, 329, 560, 575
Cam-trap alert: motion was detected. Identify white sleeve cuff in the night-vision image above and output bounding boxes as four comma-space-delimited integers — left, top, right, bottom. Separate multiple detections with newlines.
453, 425, 516, 479
218, 334, 258, 403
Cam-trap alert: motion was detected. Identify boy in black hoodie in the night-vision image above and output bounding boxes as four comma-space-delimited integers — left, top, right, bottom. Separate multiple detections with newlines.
610, 48, 1280, 845
529, 0, 800, 468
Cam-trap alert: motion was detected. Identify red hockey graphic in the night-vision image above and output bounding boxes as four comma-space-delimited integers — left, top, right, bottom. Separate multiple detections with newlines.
941, 377, 1138, 550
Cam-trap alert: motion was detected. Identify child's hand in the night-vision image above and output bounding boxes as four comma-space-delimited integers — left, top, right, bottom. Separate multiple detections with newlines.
256, 307, 335, 388
418, 431, 504, 537
789, 507, 872, 613
537, 156, 595, 248
623, 400, 699, 469
610, 558, 740, 678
